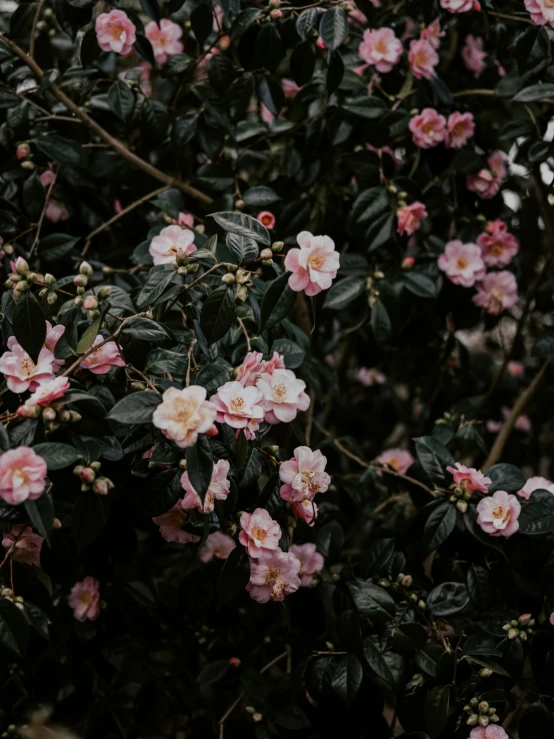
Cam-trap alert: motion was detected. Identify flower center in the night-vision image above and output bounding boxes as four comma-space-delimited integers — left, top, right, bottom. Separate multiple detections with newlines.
308, 252, 325, 270
252, 527, 266, 542
453, 123, 465, 137
111, 24, 124, 40
374, 39, 387, 54
456, 257, 468, 270
273, 383, 287, 401
267, 566, 280, 581
415, 50, 428, 66
21, 358, 36, 376
492, 505, 505, 519
301, 469, 315, 489
545, 0, 554, 7
12, 470, 26, 487
171, 510, 187, 526
230, 396, 245, 412
79, 591, 94, 607
490, 242, 503, 256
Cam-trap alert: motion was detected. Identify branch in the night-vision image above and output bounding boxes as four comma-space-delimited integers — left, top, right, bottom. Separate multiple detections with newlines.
29, 0, 47, 60
28, 167, 57, 259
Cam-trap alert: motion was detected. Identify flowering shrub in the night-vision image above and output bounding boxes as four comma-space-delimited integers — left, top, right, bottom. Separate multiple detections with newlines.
1, 0, 554, 737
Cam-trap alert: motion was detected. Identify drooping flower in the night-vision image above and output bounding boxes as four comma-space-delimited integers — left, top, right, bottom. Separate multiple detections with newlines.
408, 39, 439, 80
239, 508, 281, 557
466, 151, 506, 200
518, 476, 554, 499
23, 376, 70, 409
80, 336, 125, 375
397, 201, 428, 236
409, 108, 447, 148
257, 368, 310, 424
181, 459, 231, 513
421, 19, 444, 49
445, 112, 475, 149
477, 221, 519, 267
257, 211, 276, 229
446, 463, 491, 494
462, 35, 487, 78
149, 225, 197, 266
437, 240, 486, 288
0, 337, 57, 393
210, 381, 265, 438
95, 10, 136, 55
152, 386, 218, 449
289, 543, 324, 586
472, 271, 518, 315
284, 231, 340, 296
525, 0, 554, 27
145, 19, 183, 65
68, 576, 101, 622
356, 367, 386, 386
247, 548, 301, 602
441, 0, 480, 12
468, 723, 509, 739
152, 502, 200, 544
198, 531, 236, 563
279, 446, 331, 503
375, 448, 414, 475
476, 490, 521, 537
0, 447, 47, 505
2, 525, 43, 567
358, 28, 403, 73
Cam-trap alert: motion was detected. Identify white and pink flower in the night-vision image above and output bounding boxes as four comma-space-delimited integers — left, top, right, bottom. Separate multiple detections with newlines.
472, 271, 518, 315
469, 727, 508, 739
466, 151, 506, 200
257, 368, 310, 424
145, 19, 183, 65
462, 35, 487, 78
518, 476, 554, 500
0, 337, 57, 393
408, 39, 439, 80
476, 490, 521, 538
437, 240, 486, 288
375, 448, 414, 475
22, 376, 70, 409
198, 531, 236, 563
247, 548, 301, 602
284, 231, 340, 297
80, 336, 125, 375
397, 201, 428, 236
95, 10, 136, 55
525, 0, 554, 27
421, 19, 444, 49
152, 502, 200, 544
356, 367, 386, 386
409, 108, 447, 149
239, 508, 281, 557
446, 463, 491, 494
358, 28, 403, 73
477, 221, 519, 267
68, 576, 101, 622
441, 0, 480, 12
152, 386, 218, 449
445, 112, 475, 149
279, 446, 330, 503
210, 381, 265, 439
0, 447, 47, 505
289, 542, 324, 586
2, 524, 43, 567
149, 225, 197, 266
181, 458, 231, 513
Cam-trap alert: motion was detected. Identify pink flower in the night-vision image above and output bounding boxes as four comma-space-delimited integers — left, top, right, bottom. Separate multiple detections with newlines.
375, 448, 414, 475
257, 368, 310, 424
210, 381, 265, 438
0, 447, 47, 505
40, 170, 55, 187
2, 525, 43, 567
236, 351, 265, 386
550, 611, 554, 626
476, 490, 521, 538
291, 498, 319, 525
469, 724, 509, 739
95, 10, 136, 55
421, 19, 444, 49
257, 211, 276, 230
441, 0, 480, 12
23, 376, 70, 408
68, 576, 101, 622
356, 367, 386, 386
282, 78, 301, 98
198, 531, 236, 563
279, 446, 330, 503
152, 502, 200, 544
409, 108, 446, 148
145, 19, 183, 65
408, 39, 439, 80
462, 35, 487, 78
0, 337, 57, 393
445, 112, 475, 149
507, 360, 524, 377
358, 28, 403, 73
438, 240, 486, 287
239, 508, 281, 557
518, 476, 554, 500
152, 386, 218, 449
174, 211, 194, 228
397, 201, 428, 236
45, 200, 69, 223
289, 543, 324, 586
45, 320, 66, 358
181, 458, 231, 513
472, 271, 518, 315
525, 0, 554, 27
446, 463, 491, 493
477, 221, 519, 267
80, 336, 125, 375
247, 548, 301, 602
149, 225, 197, 266
284, 231, 340, 296
467, 151, 506, 200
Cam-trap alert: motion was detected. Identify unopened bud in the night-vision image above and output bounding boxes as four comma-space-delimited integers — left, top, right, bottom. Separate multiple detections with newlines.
97, 286, 112, 299
236, 284, 248, 301
260, 248, 273, 260
252, 713, 263, 723
467, 715, 479, 726
188, 262, 200, 273
79, 261, 93, 276
272, 241, 284, 252
402, 256, 415, 269
229, 657, 241, 668
14, 280, 29, 293
478, 702, 489, 714
4, 279, 14, 289
235, 269, 249, 284
73, 275, 88, 288
73, 465, 84, 477
417, 599, 426, 610
58, 410, 70, 423
478, 716, 489, 728
519, 630, 528, 641
26, 272, 37, 283
378, 579, 390, 588
76, 286, 85, 295
79, 467, 96, 484
456, 499, 468, 513
83, 296, 98, 311
74, 296, 84, 307
42, 407, 56, 422
490, 714, 499, 723
518, 613, 532, 626
261, 258, 273, 266
21, 160, 35, 170
92, 478, 109, 495
508, 628, 519, 640
90, 461, 102, 472
16, 143, 30, 160
47, 292, 58, 305
130, 382, 146, 391
221, 273, 235, 284
53, 518, 62, 529
478, 668, 492, 678
235, 199, 245, 209
488, 708, 496, 717
245, 706, 256, 715
68, 411, 81, 423
17, 404, 40, 419
15, 257, 29, 275
402, 575, 413, 587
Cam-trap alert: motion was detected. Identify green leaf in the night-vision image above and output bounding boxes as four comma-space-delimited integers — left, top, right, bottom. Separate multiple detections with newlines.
351, 187, 389, 225
467, 564, 492, 610
271, 338, 305, 369
72, 491, 106, 552
0, 598, 30, 655
136, 269, 178, 309
513, 83, 554, 102
348, 581, 396, 621
140, 0, 160, 22
197, 660, 229, 684
255, 23, 284, 73
290, 39, 316, 87
76, 316, 101, 355
485, 463, 526, 494
330, 655, 363, 704
200, 287, 236, 344
191, 3, 213, 45
403, 272, 439, 299
363, 636, 404, 688
107, 391, 162, 424
343, 96, 387, 120
296, 8, 321, 39
371, 299, 391, 342
210, 211, 271, 245
519, 701, 554, 739
208, 54, 236, 94
108, 80, 136, 122
12, 292, 46, 364
424, 685, 450, 739
423, 502, 456, 552
121, 317, 171, 341
141, 98, 170, 144
185, 435, 213, 504
243, 186, 281, 208
32, 442, 80, 470
217, 545, 250, 606
518, 491, 554, 534
426, 582, 469, 617
226, 233, 259, 265
22, 171, 45, 221
24, 495, 54, 545
35, 134, 85, 167
319, 7, 348, 52
415, 436, 454, 485
324, 277, 365, 311
259, 272, 297, 331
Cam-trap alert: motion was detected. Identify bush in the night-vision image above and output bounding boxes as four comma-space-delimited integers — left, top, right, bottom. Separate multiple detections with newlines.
1, 0, 554, 737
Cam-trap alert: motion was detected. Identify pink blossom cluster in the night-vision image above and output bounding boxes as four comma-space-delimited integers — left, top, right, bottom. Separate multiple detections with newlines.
467, 151, 507, 200
152, 386, 218, 449
447, 463, 491, 494
477, 221, 519, 268
441, 0, 480, 12
149, 224, 197, 266
145, 19, 183, 65
409, 109, 474, 149
279, 446, 331, 526
284, 231, 340, 297
462, 35, 487, 78
397, 201, 428, 236
518, 476, 554, 499
0, 320, 65, 393
358, 27, 403, 73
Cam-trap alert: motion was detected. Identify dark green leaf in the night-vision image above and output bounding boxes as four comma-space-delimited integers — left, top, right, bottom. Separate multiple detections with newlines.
108, 80, 135, 122
243, 186, 281, 208
330, 655, 363, 704
140, 0, 160, 22
197, 660, 229, 684
424, 685, 450, 739
218, 545, 250, 606
324, 277, 365, 310
426, 582, 469, 617
76, 316, 101, 355
200, 287, 236, 344
348, 581, 396, 621
12, 291, 46, 364
0, 598, 30, 655
423, 502, 456, 552
24, 495, 54, 545
23, 171, 45, 221
32, 443, 80, 470
226, 232, 259, 265
319, 7, 348, 51
72, 491, 106, 552
259, 272, 297, 331
185, 435, 213, 504
35, 134, 85, 167
415, 436, 454, 485
121, 317, 171, 341
485, 463, 526, 494
211, 211, 271, 245
513, 83, 554, 102
107, 391, 162, 424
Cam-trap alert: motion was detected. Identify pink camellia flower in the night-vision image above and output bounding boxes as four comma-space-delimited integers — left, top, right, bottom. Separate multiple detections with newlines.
247, 548, 301, 602
472, 271, 518, 315
358, 28, 403, 73
397, 201, 428, 236
467, 151, 506, 200
236, 351, 265, 386
525, 0, 554, 27
409, 108, 447, 149
356, 367, 386, 386
441, 0, 480, 12
282, 78, 301, 98
375, 448, 414, 475
40, 170, 55, 188
152, 386, 218, 449
95, 10, 136, 55
68, 576, 101, 622
518, 476, 554, 500
210, 381, 265, 438
2, 525, 43, 567
257, 211, 276, 230
0, 447, 47, 505
551, 611, 554, 626
408, 39, 439, 80
181, 458, 231, 513
476, 490, 521, 538
477, 221, 519, 267
279, 446, 330, 503
421, 19, 444, 49
198, 531, 236, 563
145, 19, 183, 65
80, 336, 125, 375
0, 337, 57, 393
262, 351, 287, 375
289, 543, 324, 586
23, 376, 70, 409
152, 502, 200, 544
149, 225, 197, 266
284, 231, 340, 296
239, 508, 281, 558
446, 463, 491, 494
45, 321, 65, 359
462, 35, 487, 78
445, 112, 475, 149
46, 200, 69, 223
437, 240, 486, 288
468, 724, 509, 739
257, 368, 310, 424
291, 498, 319, 525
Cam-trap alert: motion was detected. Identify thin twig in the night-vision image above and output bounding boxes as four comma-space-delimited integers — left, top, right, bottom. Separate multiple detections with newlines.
29, 0, 47, 59
487, 10, 534, 25
28, 168, 57, 259
452, 89, 496, 98
126, 364, 160, 393
237, 317, 252, 352
186, 340, 197, 387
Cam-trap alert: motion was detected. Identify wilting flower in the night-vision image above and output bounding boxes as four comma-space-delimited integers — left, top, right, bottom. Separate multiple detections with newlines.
247, 548, 301, 602
518, 476, 554, 499
257, 368, 310, 424
2, 525, 43, 567
257, 211, 276, 229
358, 28, 403, 73
421, 19, 444, 49
239, 508, 281, 557
181, 458, 231, 513
279, 446, 330, 503
210, 381, 265, 439
284, 231, 340, 296
466, 151, 506, 200
80, 336, 125, 375
437, 241, 486, 287
0, 447, 47, 505
0, 337, 57, 393
462, 35, 487, 77
447, 463, 491, 493
149, 225, 197, 266
152, 502, 200, 544
472, 271, 518, 315
397, 201, 428, 236
289, 543, 324, 586
95, 10, 136, 55
153, 386, 218, 449
525, 0, 554, 27
476, 490, 521, 537
409, 108, 446, 148
375, 448, 414, 475
23, 376, 70, 409
477, 221, 519, 267
145, 19, 183, 65
198, 531, 236, 563
408, 39, 439, 80
356, 367, 386, 386
469, 724, 509, 739
445, 112, 475, 149
68, 576, 101, 622
291, 498, 319, 525
441, 0, 480, 12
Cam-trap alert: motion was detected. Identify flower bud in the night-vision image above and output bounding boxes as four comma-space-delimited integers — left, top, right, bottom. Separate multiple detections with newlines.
229, 657, 241, 668
53, 518, 62, 529
236, 284, 248, 301
47, 292, 58, 305
73, 274, 88, 288
4, 244, 13, 255
14, 280, 29, 294
17, 404, 40, 419
16, 143, 30, 160
221, 273, 235, 284
478, 668, 492, 678
508, 628, 519, 640
42, 407, 56, 422
68, 411, 81, 423
402, 256, 415, 270
79, 467, 96, 484
378, 579, 390, 588
235, 199, 245, 209
15, 257, 29, 276
83, 296, 98, 311
80, 261, 93, 276
519, 630, 528, 641
245, 706, 256, 715
252, 713, 263, 723
410, 673, 425, 688
467, 714, 479, 726
487, 708, 496, 717
188, 262, 200, 273
402, 575, 413, 587
456, 499, 468, 513
97, 286, 112, 299
490, 714, 499, 723
58, 410, 70, 423
93, 478, 109, 495
272, 241, 284, 252
518, 613, 532, 626
417, 600, 426, 610
260, 248, 273, 260
478, 702, 489, 714
73, 465, 84, 477
478, 716, 489, 728
76, 286, 85, 295
21, 160, 35, 170
4, 279, 14, 289
261, 258, 273, 266
130, 382, 146, 391
90, 461, 102, 472
74, 296, 84, 307
236, 269, 249, 284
